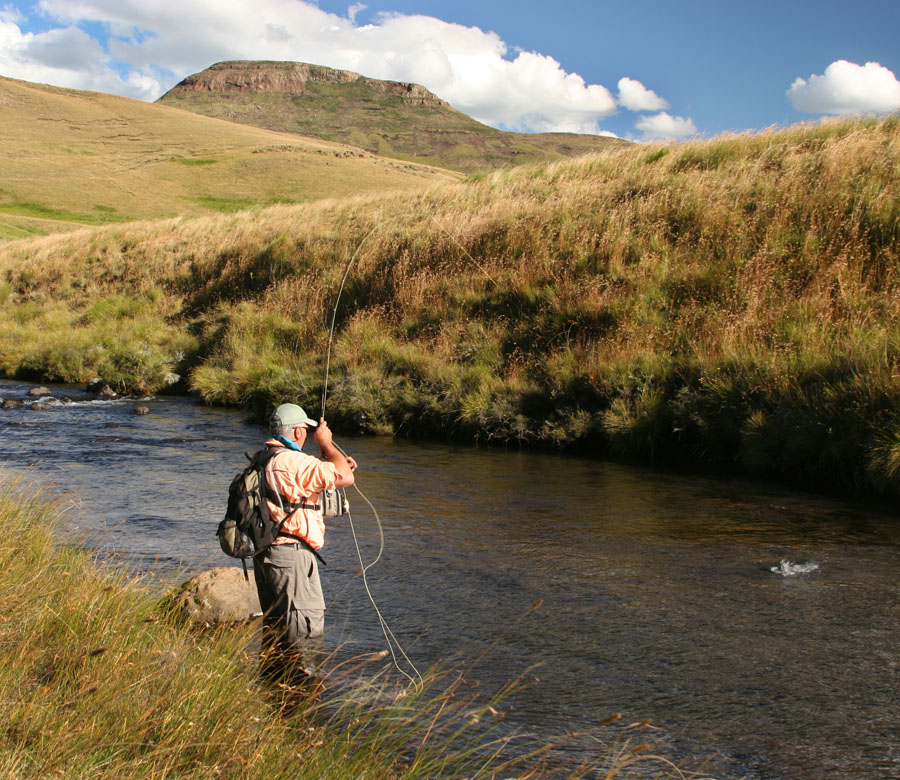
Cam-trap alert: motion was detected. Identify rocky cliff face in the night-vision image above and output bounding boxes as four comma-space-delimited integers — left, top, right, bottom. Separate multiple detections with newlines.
165, 60, 449, 108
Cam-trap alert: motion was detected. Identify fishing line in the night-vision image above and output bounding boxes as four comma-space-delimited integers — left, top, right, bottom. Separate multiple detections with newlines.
322, 213, 496, 413
318, 213, 501, 686
319, 220, 423, 687
321, 223, 380, 421
346, 475, 422, 686
428, 215, 500, 290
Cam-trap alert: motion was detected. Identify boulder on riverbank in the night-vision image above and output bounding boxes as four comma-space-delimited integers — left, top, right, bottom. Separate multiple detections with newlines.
86, 379, 118, 399
167, 566, 261, 626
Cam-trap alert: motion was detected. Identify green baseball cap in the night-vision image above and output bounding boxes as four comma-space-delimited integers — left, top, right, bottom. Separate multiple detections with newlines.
269, 403, 318, 431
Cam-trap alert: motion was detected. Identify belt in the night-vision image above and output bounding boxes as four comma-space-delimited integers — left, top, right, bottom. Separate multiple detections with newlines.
275, 534, 326, 566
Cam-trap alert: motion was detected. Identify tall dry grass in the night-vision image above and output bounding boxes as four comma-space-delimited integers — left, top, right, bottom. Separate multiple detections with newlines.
1, 116, 898, 494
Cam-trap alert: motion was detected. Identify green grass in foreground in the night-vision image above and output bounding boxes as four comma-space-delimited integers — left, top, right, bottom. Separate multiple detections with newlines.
0, 478, 701, 780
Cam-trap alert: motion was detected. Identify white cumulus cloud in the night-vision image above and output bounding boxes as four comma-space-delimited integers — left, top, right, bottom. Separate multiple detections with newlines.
0, 0, 628, 134
635, 111, 697, 141
788, 60, 900, 115
617, 77, 668, 112
0, 16, 153, 96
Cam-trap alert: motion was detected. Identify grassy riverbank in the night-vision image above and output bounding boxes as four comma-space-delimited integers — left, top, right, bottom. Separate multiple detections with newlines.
0, 116, 898, 495
0, 478, 691, 779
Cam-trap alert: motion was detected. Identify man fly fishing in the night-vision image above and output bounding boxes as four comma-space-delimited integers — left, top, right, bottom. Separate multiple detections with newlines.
254, 402, 357, 686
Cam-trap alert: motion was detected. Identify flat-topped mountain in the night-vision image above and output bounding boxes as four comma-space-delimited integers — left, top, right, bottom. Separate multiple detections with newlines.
169, 60, 449, 108
158, 60, 628, 173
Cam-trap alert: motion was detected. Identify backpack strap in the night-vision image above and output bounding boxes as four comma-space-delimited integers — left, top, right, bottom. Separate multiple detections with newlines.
275, 495, 320, 512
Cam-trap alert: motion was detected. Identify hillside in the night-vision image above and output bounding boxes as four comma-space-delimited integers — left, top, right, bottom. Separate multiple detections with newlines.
0, 74, 455, 239
0, 118, 898, 496
156, 61, 628, 173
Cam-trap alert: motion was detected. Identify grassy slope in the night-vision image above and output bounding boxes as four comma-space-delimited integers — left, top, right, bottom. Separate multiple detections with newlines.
0, 75, 455, 239
156, 63, 629, 174
1, 117, 898, 496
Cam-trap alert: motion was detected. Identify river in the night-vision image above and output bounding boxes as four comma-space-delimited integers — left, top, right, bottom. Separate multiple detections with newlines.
1, 378, 898, 780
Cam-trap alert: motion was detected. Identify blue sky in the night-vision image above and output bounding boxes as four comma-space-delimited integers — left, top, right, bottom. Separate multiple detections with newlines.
1, 0, 898, 141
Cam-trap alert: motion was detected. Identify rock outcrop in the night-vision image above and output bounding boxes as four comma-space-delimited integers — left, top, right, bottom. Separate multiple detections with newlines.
164, 60, 449, 109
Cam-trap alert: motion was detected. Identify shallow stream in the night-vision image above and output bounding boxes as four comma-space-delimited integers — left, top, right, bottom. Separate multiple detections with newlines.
1, 378, 898, 779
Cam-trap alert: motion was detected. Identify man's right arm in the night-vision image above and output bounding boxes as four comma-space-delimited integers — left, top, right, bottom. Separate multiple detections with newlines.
314, 420, 355, 487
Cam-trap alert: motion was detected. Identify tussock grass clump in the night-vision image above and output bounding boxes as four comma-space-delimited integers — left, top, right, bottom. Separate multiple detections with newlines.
0, 477, 690, 779
1, 117, 899, 494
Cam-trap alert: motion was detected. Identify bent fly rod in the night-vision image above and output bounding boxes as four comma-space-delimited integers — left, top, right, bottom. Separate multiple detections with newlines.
316, 214, 499, 686
318, 220, 422, 686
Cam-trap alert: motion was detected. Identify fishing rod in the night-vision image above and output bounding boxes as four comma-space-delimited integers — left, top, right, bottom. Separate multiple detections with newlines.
321, 223, 379, 420
317, 214, 498, 685
319, 220, 423, 687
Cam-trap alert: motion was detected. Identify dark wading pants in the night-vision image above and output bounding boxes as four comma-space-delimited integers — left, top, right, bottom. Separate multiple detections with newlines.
253, 543, 325, 682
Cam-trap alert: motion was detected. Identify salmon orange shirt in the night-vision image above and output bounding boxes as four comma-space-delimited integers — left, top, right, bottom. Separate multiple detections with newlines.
263, 440, 338, 549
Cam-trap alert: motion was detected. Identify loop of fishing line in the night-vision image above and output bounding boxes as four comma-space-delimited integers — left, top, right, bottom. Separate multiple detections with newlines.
428, 215, 500, 289
347, 476, 422, 687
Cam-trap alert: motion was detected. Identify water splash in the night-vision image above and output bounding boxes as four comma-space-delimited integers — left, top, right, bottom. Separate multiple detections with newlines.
771, 559, 820, 576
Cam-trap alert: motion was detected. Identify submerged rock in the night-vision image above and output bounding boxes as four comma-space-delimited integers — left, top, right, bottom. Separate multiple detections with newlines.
30, 401, 53, 411
133, 405, 150, 415
167, 567, 261, 626
28, 386, 51, 396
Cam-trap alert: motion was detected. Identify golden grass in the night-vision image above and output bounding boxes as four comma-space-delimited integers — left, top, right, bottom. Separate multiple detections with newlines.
1, 116, 898, 493
0, 75, 456, 237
